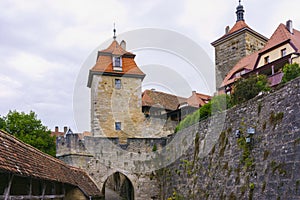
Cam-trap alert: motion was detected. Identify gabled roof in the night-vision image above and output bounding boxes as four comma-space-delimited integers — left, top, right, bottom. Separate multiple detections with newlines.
100, 40, 135, 56
142, 90, 187, 111
259, 23, 300, 54
186, 92, 211, 108
0, 130, 102, 197
88, 40, 145, 87
221, 22, 300, 88
221, 52, 259, 87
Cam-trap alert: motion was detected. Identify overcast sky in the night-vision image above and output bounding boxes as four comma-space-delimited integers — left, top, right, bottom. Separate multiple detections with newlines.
1, 0, 299, 132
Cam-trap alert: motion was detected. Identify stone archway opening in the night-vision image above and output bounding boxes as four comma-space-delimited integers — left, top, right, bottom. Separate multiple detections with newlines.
103, 172, 134, 200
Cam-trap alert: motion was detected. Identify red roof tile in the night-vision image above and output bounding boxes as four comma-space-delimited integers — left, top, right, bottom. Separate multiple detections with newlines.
212, 21, 267, 46
186, 92, 211, 108
221, 52, 259, 87
0, 130, 102, 197
90, 40, 145, 77
220, 22, 300, 89
142, 90, 187, 111
228, 20, 250, 34
260, 23, 300, 53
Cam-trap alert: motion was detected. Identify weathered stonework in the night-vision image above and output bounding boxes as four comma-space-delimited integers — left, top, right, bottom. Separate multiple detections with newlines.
213, 31, 267, 88
160, 77, 300, 200
91, 75, 144, 139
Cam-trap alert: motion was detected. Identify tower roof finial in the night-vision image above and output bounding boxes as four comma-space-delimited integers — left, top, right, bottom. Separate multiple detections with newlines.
113, 23, 116, 40
236, 0, 245, 22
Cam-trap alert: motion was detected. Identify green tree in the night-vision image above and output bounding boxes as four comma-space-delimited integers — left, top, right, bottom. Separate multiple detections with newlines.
174, 94, 232, 132
1, 110, 56, 156
231, 74, 270, 105
281, 63, 300, 84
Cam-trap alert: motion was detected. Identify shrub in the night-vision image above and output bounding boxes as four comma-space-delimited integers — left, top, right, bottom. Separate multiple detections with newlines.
281, 63, 300, 84
175, 94, 231, 132
231, 74, 270, 105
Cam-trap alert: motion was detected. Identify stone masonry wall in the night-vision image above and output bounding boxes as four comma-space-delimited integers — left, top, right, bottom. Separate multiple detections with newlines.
160, 76, 300, 199
214, 32, 267, 88
91, 75, 144, 139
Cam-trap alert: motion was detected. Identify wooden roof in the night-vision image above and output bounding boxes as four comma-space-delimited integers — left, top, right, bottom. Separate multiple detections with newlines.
0, 130, 102, 197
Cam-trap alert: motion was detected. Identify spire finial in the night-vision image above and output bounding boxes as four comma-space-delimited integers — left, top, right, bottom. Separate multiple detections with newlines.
113, 23, 116, 40
236, 0, 245, 22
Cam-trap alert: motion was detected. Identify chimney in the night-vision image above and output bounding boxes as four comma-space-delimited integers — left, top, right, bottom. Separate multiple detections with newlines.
286, 20, 293, 34
225, 26, 230, 34
120, 40, 126, 50
151, 88, 156, 91
55, 126, 59, 132
192, 91, 196, 95
64, 126, 68, 133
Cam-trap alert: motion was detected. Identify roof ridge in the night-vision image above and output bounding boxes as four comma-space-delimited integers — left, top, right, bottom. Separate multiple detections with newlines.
0, 130, 75, 168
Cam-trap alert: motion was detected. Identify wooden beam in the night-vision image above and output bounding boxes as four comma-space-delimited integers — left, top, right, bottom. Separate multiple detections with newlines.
0, 194, 65, 199
4, 174, 14, 200
41, 181, 46, 200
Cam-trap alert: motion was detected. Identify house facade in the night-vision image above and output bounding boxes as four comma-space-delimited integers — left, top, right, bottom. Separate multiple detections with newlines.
220, 20, 300, 94
211, 1, 268, 88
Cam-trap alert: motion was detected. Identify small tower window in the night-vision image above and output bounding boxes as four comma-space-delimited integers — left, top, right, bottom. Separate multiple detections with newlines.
115, 122, 121, 130
115, 79, 121, 89
113, 56, 122, 71
281, 48, 286, 57
264, 56, 270, 64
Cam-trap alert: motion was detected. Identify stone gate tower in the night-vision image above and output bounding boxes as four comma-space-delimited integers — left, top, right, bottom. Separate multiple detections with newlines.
87, 33, 145, 140
211, 1, 268, 88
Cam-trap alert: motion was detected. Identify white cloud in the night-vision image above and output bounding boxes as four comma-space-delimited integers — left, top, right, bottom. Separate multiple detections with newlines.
7, 52, 62, 79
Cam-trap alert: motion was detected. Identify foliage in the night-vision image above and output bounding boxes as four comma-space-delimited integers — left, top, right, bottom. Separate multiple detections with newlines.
152, 143, 157, 152
167, 190, 185, 200
175, 94, 231, 132
0, 110, 56, 156
231, 74, 270, 105
281, 63, 300, 84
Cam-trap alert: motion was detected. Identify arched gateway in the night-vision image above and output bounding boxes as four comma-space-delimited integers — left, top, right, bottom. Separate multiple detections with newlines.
103, 172, 134, 200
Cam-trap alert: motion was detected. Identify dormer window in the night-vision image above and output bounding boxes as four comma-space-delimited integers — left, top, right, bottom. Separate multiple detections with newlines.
264, 56, 270, 64
113, 56, 122, 71
281, 48, 286, 57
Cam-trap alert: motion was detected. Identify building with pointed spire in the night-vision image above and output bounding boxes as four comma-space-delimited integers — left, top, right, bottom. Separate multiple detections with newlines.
87, 29, 145, 139
211, 0, 268, 88
220, 20, 300, 93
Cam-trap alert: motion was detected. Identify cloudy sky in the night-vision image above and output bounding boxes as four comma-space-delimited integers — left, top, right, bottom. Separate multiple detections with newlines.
0, 0, 299, 132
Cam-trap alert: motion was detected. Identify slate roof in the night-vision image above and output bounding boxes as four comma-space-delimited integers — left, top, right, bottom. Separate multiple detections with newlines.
221, 22, 300, 88
0, 130, 102, 198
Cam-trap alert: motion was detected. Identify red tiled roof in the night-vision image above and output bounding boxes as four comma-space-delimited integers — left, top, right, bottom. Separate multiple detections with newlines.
221, 52, 259, 87
186, 92, 211, 108
221, 22, 300, 88
0, 130, 102, 197
142, 90, 187, 111
90, 40, 145, 77
212, 20, 267, 46
260, 23, 300, 53
100, 40, 134, 56
228, 20, 250, 34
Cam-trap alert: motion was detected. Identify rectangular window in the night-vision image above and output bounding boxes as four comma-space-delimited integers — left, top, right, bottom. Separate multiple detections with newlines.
281, 48, 286, 57
115, 122, 121, 130
264, 56, 270, 64
115, 79, 121, 89
113, 56, 122, 71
